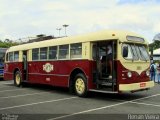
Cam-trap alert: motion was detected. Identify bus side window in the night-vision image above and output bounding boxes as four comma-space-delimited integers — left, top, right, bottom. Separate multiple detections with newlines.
59, 45, 69, 59
70, 43, 82, 59
49, 46, 57, 60
9, 52, 14, 62
40, 47, 48, 60
14, 51, 19, 61
32, 48, 39, 60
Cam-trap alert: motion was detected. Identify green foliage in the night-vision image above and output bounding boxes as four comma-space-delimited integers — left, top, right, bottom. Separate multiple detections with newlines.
149, 41, 160, 52
0, 41, 18, 48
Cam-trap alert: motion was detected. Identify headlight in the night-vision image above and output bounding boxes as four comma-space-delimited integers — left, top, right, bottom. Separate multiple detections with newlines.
127, 72, 132, 78
146, 70, 150, 76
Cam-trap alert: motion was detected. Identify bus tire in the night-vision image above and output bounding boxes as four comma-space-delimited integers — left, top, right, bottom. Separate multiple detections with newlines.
74, 73, 88, 97
14, 71, 22, 87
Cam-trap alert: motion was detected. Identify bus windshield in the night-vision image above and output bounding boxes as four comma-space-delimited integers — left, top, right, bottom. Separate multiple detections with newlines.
122, 43, 150, 61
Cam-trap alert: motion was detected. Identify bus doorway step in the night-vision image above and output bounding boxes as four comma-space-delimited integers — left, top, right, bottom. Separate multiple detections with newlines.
96, 79, 116, 85
96, 83, 117, 91
90, 89, 118, 94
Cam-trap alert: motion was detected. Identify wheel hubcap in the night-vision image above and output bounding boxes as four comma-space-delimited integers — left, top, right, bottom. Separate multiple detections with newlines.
75, 78, 85, 94
16, 74, 20, 85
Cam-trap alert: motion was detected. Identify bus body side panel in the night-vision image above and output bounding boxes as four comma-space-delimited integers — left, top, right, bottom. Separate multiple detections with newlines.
4, 62, 23, 80
4, 60, 96, 89
27, 60, 91, 87
88, 60, 98, 89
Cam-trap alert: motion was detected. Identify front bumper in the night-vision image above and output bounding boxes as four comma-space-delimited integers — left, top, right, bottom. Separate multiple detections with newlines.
119, 81, 154, 92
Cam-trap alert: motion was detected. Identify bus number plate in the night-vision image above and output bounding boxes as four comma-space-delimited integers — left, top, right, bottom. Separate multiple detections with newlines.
140, 83, 146, 88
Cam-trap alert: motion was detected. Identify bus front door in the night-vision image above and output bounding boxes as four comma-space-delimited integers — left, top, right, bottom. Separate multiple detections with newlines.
23, 51, 28, 81
93, 41, 117, 92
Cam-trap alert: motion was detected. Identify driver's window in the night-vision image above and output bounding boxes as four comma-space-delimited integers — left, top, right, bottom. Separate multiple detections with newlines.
122, 44, 133, 60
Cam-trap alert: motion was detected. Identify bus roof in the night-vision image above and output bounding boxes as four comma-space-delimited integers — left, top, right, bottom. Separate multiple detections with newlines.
7, 30, 148, 52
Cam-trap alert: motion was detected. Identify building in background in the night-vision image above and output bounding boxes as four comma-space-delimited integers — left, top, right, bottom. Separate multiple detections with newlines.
151, 48, 160, 61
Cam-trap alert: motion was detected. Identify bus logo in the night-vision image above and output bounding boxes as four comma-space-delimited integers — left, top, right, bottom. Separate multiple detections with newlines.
43, 63, 54, 73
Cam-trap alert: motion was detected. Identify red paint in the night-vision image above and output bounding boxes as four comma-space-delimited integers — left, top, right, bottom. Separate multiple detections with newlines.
4, 60, 92, 88
4, 62, 23, 80
117, 61, 150, 84
4, 60, 150, 91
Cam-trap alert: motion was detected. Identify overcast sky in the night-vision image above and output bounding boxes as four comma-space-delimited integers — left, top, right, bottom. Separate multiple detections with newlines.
0, 0, 160, 43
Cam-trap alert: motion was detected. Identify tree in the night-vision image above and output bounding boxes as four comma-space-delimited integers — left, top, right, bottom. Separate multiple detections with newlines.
149, 33, 160, 52
0, 38, 18, 48
153, 33, 160, 42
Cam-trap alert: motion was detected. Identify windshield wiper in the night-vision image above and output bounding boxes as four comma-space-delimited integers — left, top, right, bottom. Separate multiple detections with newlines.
139, 47, 147, 61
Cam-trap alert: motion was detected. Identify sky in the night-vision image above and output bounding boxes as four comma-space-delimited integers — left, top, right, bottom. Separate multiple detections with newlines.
0, 0, 160, 43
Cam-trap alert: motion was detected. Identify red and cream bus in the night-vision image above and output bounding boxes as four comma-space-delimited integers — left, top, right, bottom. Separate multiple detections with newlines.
4, 30, 154, 97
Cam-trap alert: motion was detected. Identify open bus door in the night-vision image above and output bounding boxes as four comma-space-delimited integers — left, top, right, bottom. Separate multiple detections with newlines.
92, 41, 117, 92
23, 51, 28, 81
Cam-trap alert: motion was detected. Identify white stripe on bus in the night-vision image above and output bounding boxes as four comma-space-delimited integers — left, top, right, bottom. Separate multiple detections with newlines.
28, 73, 69, 77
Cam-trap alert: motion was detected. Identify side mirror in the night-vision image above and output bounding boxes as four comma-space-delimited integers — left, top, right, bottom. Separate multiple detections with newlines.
123, 46, 128, 57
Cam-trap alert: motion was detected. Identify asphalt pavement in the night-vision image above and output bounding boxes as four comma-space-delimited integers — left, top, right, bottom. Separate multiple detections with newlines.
0, 80, 160, 120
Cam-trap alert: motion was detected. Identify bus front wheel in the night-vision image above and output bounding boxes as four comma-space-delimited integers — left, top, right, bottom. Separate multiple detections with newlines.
14, 71, 22, 87
74, 73, 88, 97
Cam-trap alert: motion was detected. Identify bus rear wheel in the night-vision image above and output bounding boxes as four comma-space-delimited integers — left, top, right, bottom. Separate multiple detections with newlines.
14, 71, 22, 87
74, 73, 88, 97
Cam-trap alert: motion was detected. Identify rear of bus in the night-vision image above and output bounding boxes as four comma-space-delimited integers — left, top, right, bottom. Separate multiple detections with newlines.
0, 48, 7, 79
117, 36, 154, 92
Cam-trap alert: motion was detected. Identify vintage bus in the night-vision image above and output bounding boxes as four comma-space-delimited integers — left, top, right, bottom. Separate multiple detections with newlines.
0, 48, 7, 79
4, 30, 154, 97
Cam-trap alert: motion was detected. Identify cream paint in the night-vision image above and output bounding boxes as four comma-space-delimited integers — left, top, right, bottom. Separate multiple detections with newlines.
5, 30, 150, 75
119, 81, 154, 91
117, 42, 150, 75
121, 62, 150, 75
6, 30, 147, 53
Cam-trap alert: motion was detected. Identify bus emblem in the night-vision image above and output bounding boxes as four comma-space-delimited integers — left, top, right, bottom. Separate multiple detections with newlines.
43, 63, 54, 73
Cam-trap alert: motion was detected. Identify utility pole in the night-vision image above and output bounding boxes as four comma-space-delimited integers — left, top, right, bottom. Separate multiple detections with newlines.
56, 28, 62, 37
63, 24, 69, 36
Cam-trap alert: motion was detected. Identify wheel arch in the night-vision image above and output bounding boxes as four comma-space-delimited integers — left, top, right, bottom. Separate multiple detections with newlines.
69, 68, 87, 93
13, 68, 21, 80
